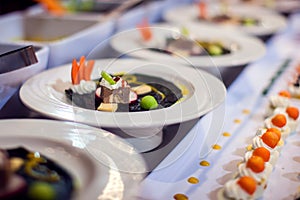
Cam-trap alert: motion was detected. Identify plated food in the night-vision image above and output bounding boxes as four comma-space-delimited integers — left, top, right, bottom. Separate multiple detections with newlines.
218, 90, 299, 199
0, 119, 146, 200
20, 58, 226, 152
110, 22, 265, 68
163, 3, 286, 37
0, 147, 74, 200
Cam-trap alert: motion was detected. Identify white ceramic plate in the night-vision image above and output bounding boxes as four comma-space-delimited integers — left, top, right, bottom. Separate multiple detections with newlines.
0, 119, 146, 200
20, 58, 226, 131
163, 3, 287, 37
110, 23, 265, 68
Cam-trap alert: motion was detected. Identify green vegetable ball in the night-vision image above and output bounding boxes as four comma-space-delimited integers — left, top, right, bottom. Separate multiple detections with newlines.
140, 95, 158, 110
27, 182, 56, 200
208, 45, 223, 56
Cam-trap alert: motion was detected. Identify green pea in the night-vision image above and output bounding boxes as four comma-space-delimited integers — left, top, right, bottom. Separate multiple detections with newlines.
208, 45, 223, 56
27, 182, 56, 200
101, 71, 116, 85
243, 18, 256, 26
140, 95, 158, 110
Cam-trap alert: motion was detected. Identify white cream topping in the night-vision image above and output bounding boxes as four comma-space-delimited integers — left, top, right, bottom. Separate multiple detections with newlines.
224, 178, 254, 200
238, 162, 273, 183
244, 149, 279, 166
273, 107, 299, 132
100, 77, 128, 90
269, 95, 290, 108
71, 80, 96, 95
288, 85, 300, 97
264, 113, 291, 139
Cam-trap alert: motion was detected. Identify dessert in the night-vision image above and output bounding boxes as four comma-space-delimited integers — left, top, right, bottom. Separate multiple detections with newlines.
0, 147, 74, 200
238, 155, 273, 197
264, 113, 291, 140
265, 90, 291, 117
218, 176, 257, 200
64, 57, 184, 112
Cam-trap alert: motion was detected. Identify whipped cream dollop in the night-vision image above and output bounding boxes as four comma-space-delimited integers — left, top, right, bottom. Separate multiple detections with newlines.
224, 178, 254, 200
264, 113, 291, 139
265, 95, 290, 117
252, 136, 281, 153
288, 84, 300, 97
71, 80, 96, 95
238, 162, 273, 183
244, 150, 279, 167
273, 107, 299, 132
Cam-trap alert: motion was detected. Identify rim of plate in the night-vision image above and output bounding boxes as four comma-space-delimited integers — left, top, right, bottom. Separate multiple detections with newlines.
20, 58, 226, 129
110, 22, 266, 68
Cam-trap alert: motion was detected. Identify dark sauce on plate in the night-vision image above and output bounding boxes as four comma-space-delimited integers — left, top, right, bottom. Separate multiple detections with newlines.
65, 73, 183, 112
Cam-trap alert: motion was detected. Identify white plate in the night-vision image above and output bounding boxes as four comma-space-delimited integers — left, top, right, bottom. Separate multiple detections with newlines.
163, 3, 287, 37
0, 119, 146, 200
20, 58, 226, 131
110, 23, 265, 68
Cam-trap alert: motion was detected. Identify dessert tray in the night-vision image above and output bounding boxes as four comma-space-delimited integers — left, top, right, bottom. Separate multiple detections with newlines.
110, 23, 265, 68
0, 119, 146, 200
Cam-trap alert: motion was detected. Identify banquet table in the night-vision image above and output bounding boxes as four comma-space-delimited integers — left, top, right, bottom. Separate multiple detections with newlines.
1, 1, 300, 200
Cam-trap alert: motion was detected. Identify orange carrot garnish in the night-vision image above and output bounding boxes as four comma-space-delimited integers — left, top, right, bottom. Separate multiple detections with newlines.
34, 0, 66, 16
278, 90, 291, 98
271, 114, 287, 128
78, 56, 86, 82
286, 106, 299, 120
252, 147, 270, 162
267, 127, 281, 140
237, 176, 256, 195
261, 131, 280, 148
71, 59, 80, 85
137, 19, 152, 41
197, 2, 207, 19
84, 60, 95, 81
246, 156, 265, 173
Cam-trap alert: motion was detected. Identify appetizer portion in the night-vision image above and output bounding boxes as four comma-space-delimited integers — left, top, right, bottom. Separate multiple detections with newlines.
64, 57, 185, 112
0, 147, 74, 200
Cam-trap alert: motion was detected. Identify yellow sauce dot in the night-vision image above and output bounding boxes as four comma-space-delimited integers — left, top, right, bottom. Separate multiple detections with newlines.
246, 144, 253, 151
222, 132, 231, 137
234, 119, 241, 124
212, 144, 222, 150
174, 193, 189, 200
200, 160, 210, 167
242, 109, 251, 114
187, 177, 199, 184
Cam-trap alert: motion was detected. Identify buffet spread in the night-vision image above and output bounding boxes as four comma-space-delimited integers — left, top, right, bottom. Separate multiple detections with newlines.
0, 0, 300, 199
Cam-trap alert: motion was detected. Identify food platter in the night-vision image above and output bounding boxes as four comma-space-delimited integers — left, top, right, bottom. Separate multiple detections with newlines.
110, 23, 265, 68
0, 119, 146, 200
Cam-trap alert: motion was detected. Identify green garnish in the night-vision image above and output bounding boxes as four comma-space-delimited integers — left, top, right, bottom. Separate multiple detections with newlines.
27, 182, 56, 200
208, 44, 223, 56
180, 26, 190, 37
140, 95, 158, 110
101, 71, 116, 85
